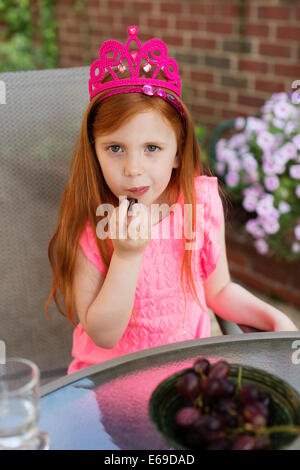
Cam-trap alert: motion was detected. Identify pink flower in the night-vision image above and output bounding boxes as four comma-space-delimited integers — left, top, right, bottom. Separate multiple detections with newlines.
256, 194, 274, 217
264, 175, 280, 192
290, 165, 300, 180
296, 184, 300, 198
292, 134, 300, 150
295, 224, 300, 241
278, 201, 291, 214
243, 194, 258, 212
291, 242, 300, 253
257, 131, 276, 151
260, 218, 280, 235
246, 219, 265, 238
225, 171, 239, 187
235, 117, 246, 130
254, 239, 269, 255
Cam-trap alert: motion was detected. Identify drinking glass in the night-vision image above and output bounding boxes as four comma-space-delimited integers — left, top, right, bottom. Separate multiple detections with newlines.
0, 357, 50, 450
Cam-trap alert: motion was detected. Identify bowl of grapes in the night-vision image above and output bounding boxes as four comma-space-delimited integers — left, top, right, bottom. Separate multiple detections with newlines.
149, 358, 300, 450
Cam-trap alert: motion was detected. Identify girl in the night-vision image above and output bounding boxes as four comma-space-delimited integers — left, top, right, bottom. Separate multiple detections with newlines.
46, 26, 297, 375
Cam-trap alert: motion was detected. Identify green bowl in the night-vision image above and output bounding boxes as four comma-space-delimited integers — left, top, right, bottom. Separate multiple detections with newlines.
149, 364, 300, 450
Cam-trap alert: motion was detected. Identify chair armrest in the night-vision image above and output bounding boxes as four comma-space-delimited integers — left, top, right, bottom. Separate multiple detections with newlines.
237, 324, 264, 333
214, 315, 264, 335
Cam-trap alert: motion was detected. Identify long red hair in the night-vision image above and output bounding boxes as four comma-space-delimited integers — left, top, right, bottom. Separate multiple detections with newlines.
46, 69, 211, 327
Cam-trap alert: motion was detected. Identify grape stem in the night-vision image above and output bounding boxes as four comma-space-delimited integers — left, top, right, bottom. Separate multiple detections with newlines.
234, 366, 243, 400
226, 422, 300, 437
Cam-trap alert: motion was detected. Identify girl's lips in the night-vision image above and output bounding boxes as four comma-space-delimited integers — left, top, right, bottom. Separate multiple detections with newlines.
128, 186, 150, 195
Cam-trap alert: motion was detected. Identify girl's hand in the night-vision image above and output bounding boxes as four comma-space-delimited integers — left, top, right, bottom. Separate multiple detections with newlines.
108, 198, 152, 259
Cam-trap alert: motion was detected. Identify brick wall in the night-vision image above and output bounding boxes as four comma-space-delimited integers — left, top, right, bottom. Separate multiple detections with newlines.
56, 0, 300, 133
56, 0, 300, 308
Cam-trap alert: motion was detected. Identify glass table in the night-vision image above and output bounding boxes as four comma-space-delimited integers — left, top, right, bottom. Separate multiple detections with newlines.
39, 332, 300, 450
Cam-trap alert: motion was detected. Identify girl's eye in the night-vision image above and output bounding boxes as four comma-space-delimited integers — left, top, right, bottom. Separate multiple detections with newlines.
108, 145, 122, 153
146, 145, 160, 152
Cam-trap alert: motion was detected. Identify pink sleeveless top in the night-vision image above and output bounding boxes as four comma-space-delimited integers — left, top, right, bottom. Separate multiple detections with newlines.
68, 175, 223, 374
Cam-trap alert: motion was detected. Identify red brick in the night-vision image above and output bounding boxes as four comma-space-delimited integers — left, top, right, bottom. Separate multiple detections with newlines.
189, 4, 216, 16
132, 1, 153, 12
176, 19, 201, 31
259, 43, 291, 58
276, 26, 300, 41
205, 90, 230, 102
274, 63, 300, 78
244, 23, 270, 38
238, 58, 268, 74
221, 108, 248, 120
219, 4, 239, 17
190, 104, 215, 116
147, 17, 169, 29
251, 256, 287, 284
191, 37, 216, 50
237, 94, 265, 108
258, 6, 291, 21
160, 2, 183, 14
206, 22, 233, 35
160, 34, 183, 48
227, 251, 248, 268
110, 0, 126, 8
255, 80, 285, 93
190, 70, 214, 84
229, 267, 272, 295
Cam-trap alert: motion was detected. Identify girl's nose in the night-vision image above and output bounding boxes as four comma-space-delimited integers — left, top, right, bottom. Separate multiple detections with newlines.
124, 154, 143, 177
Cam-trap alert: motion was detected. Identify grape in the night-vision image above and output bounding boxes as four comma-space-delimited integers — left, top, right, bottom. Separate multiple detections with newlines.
175, 406, 201, 428
205, 437, 231, 450
214, 398, 238, 415
258, 392, 271, 408
206, 415, 224, 432
185, 429, 206, 448
194, 358, 210, 377
219, 379, 235, 397
176, 372, 201, 399
204, 378, 223, 398
223, 412, 239, 429
239, 384, 260, 404
232, 434, 257, 450
192, 415, 225, 443
208, 360, 230, 380
193, 416, 210, 434
254, 433, 271, 450
243, 402, 267, 428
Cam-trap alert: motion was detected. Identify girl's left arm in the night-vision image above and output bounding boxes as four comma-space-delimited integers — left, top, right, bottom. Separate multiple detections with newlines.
203, 211, 298, 332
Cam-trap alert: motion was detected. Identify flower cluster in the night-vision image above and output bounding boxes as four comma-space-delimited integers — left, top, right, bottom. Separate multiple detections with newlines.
215, 92, 300, 261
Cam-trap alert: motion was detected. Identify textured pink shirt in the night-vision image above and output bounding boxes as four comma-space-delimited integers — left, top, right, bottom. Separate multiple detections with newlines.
68, 175, 223, 374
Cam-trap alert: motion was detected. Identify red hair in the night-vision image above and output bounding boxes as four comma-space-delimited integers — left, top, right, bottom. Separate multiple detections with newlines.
46, 69, 210, 328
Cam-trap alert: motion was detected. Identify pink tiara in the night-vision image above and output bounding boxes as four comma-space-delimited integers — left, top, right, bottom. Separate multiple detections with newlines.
89, 25, 182, 101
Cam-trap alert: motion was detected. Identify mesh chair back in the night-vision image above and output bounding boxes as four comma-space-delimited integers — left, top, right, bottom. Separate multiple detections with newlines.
0, 66, 91, 384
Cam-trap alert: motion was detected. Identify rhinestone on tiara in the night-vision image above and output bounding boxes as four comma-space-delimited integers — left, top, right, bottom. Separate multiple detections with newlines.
89, 25, 182, 100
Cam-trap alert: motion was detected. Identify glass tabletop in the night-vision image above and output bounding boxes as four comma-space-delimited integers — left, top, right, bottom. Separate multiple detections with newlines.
39, 332, 300, 450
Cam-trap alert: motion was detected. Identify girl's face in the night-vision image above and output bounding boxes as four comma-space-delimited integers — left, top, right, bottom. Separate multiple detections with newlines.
95, 109, 179, 206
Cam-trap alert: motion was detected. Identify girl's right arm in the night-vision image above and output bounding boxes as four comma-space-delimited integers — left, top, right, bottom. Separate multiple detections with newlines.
84, 250, 144, 348
73, 199, 152, 349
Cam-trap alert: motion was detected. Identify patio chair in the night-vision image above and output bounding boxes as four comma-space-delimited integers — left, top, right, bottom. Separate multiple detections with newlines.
0, 67, 259, 385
